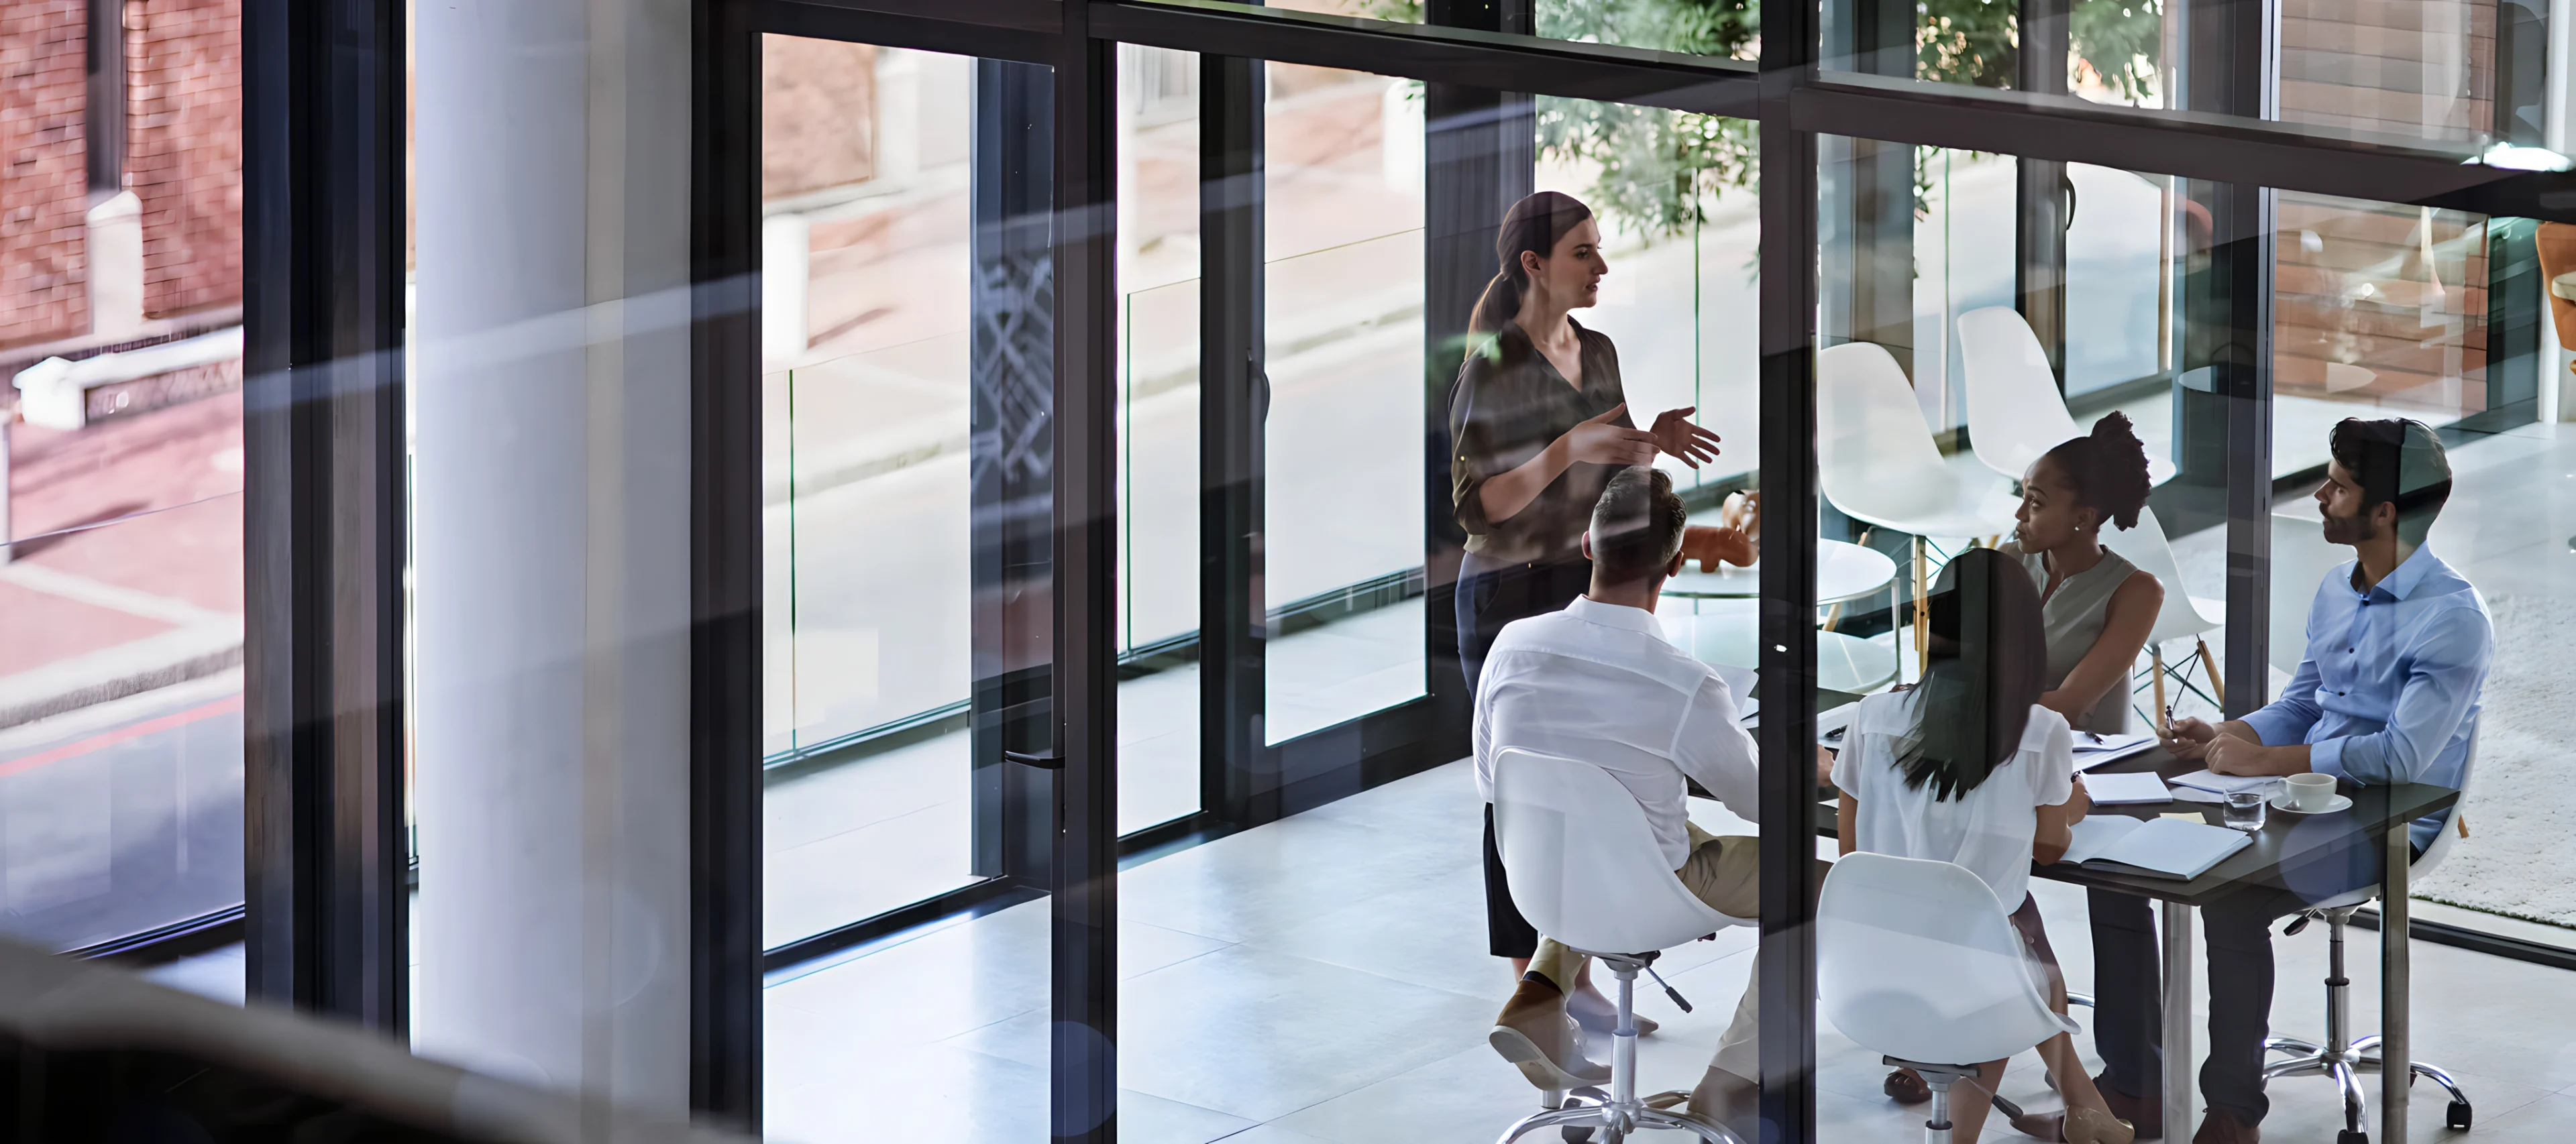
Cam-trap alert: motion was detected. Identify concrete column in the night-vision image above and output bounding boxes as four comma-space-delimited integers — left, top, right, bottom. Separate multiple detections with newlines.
411, 0, 693, 1117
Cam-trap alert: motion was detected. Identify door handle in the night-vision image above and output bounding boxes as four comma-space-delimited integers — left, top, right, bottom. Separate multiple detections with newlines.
1003, 748, 1063, 770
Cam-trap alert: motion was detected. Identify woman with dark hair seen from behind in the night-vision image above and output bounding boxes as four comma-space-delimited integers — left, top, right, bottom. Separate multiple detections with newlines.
2000, 412, 2165, 734
1453, 190, 1743, 1036
1832, 549, 2133, 1144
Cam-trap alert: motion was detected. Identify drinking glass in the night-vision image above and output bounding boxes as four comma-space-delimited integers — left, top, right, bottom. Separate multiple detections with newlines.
2223, 789, 2267, 832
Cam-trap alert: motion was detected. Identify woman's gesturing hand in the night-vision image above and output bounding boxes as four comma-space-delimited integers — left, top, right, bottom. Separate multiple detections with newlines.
1647, 406, 1723, 468
1564, 404, 1660, 467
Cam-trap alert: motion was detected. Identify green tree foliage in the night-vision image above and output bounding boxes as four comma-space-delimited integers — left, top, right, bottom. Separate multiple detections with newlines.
1366, 0, 2159, 233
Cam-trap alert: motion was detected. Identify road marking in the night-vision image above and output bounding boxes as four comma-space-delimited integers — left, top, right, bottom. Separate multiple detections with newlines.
0, 693, 242, 779
0, 561, 231, 627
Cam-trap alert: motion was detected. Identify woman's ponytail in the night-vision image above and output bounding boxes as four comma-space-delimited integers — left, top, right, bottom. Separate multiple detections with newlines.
1468, 271, 1522, 336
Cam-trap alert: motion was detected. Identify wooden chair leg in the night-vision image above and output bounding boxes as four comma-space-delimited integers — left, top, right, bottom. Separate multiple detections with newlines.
2151, 647, 2167, 726
2195, 636, 2224, 707
1913, 536, 1930, 680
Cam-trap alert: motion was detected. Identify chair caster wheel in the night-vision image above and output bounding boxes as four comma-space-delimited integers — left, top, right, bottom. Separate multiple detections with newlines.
2448, 1099, 2473, 1130
1560, 1127, 1595, 1143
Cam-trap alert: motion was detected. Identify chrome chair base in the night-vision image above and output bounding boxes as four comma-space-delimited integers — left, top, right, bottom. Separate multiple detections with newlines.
1495, 1091, 1737, 1144
2263, 908, 2475, 1141
1495, 954, 1746, 1144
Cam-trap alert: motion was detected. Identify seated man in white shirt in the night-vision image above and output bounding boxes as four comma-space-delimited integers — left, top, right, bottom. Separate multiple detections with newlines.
1480, 465, 1818, 1135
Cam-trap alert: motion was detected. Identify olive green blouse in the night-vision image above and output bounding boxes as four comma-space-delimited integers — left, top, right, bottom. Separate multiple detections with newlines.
1447, 319, 1635, 565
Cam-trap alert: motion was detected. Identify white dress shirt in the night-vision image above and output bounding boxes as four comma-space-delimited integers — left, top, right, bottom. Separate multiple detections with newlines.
1473, 595, 1763, 868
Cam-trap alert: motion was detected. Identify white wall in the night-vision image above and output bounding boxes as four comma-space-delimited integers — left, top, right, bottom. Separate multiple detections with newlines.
411, 0, 694, 1115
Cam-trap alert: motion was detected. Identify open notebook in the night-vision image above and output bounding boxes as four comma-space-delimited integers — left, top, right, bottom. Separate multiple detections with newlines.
2061, 816, 2251, 879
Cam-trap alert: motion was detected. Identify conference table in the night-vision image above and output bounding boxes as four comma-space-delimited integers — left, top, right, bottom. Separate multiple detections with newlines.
1666, 538, 1901, 694
1812, 741, 2457, 1139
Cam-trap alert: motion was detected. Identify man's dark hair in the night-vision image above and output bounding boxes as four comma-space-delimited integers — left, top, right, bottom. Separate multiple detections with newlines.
2328, 418, 2452, 546
1589, 466, 1687, 584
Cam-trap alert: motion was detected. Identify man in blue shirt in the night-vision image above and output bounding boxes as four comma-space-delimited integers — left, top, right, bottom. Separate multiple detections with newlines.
2094, 418, 2491, 1144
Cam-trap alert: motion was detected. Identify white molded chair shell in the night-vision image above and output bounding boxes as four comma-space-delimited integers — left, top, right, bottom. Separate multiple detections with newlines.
1960, 306, 2084, 483
2099, 506, 2224, 647
1955, 306, 2176, 486
1817, 341, 2019, 540
1492, 748, 1747, 958
2310, 732, 2477, 911
1817, 852, 2075, 1068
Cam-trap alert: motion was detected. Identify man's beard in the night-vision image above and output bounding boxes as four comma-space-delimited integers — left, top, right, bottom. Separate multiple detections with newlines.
2320, 505, 2377, 545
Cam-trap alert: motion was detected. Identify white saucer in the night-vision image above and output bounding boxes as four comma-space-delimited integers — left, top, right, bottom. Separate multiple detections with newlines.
2269, 791, 2353, 815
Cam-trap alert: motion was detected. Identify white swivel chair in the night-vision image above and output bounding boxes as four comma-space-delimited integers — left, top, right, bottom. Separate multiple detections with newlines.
2262, 737, 2479, 1140
1818, 852, 2077, 1144
1955, 306, 2177, 486
1819, 341, 2021, 675
1490, 748, 1753, 1144
2098, 505, 2228, 717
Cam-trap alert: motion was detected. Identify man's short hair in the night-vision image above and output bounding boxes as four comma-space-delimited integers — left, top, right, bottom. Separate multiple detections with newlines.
1589, 466, 1687, 584
2328, 417, 2452, 545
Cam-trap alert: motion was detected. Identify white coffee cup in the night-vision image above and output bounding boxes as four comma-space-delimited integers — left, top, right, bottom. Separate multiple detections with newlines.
2283, 773, 2337, 811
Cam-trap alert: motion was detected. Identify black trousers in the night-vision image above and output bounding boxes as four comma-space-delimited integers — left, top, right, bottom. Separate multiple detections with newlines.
2088, 825, 2386, 1125
1455, 551, 1591, 693
1460, 551, 1589, 960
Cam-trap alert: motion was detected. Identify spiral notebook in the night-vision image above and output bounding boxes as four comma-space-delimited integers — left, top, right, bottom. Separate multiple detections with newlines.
2062, 815, 2251, 879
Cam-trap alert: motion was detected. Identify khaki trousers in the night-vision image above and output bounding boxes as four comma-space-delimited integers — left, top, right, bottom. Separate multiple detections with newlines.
1527, 821, 1764, 1082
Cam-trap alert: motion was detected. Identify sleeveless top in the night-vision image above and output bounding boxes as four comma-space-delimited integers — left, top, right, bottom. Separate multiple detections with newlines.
2015, 547, 2141, 734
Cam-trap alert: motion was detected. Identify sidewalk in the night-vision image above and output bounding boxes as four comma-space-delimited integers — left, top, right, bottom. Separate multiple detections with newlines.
0, 389, 244, 728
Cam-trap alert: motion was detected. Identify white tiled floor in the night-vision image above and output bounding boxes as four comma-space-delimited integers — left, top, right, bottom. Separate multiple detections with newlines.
762, 596, 1428, 945
762, 754, 2576, 1143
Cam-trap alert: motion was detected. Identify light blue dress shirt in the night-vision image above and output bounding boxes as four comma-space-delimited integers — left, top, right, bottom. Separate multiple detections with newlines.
2241, 543, 2491, 852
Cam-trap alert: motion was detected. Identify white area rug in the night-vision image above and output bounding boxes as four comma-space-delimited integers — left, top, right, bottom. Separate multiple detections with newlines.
2413, 591, 2576, 925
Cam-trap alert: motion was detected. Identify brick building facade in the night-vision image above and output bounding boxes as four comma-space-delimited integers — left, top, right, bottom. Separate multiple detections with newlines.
131, 0, 242, 319
1, 1, 92, 349
0, 0, 240, 356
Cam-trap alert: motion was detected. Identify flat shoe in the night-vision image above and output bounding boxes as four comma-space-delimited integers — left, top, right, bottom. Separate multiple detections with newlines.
2011, 1106, 2135, 1144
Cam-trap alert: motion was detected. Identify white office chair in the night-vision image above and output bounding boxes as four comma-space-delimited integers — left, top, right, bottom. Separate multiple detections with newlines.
2262, 738, 2479, 1141
1819, 341, 2021, 675
1956, 307, 2176, 486
2098, 506, 2228, 718
1490, 748, 1752, 1144
1819, 852, 2076, 1144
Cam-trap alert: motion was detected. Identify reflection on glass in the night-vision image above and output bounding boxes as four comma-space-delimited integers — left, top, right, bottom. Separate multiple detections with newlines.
1265, 0, 1762, 60
1263, 65, 1429, 744
1823, 133, 2570, 1142
1824, 0, 2561, 156
759, 39, 983, 941
757, 36, 1057, 1144
0, 382, 246, 952
1118, 44, 1204, 834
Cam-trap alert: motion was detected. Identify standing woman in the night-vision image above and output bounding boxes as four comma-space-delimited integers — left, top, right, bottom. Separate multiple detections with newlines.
1999, 412, 2164, 733
1452, 190, 1723, 1031
1450, 190, 1723, 687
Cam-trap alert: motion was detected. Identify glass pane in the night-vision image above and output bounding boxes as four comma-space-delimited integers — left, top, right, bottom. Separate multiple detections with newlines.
757, 39, 1054, 1141
1824, 0, 2569, 164
0, 491, 244, 953
1263, 64, 1430, 744
1822, 131, 2571, 1139
0, 0, 247, 952
1120, 44, 1204, 836
1205, 0, 1762, 62
1104, 76, 1773, 1139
